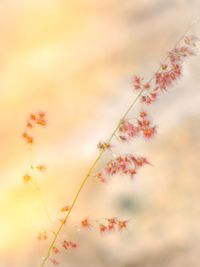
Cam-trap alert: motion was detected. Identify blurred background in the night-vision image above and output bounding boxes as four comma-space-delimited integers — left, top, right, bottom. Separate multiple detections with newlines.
0, 0, 200, 266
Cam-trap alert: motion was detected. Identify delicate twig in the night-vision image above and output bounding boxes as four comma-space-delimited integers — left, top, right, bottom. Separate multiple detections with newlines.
40, 18, 200, 266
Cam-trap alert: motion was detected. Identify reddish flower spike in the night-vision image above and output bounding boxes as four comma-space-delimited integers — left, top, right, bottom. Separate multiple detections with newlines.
119, 120, 139, 141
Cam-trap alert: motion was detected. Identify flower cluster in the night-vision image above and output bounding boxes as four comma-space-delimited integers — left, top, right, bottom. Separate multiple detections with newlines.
95, 154, 150, 183
49, 241, 78, 265
105, 154, 149, 177
80, 217, 129, 234
155, 63, 182, 91
99, 219, 128, 233
169, 46, 195, 64
44, 217, 128, 265
118, 120, 139, 141
118, 110, 156, 141
22, 111, 46, 144
134, 34, 199, 105
39, 233, 78, 266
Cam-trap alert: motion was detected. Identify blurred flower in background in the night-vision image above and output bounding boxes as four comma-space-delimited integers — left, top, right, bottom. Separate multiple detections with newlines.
0, 1, 200, 267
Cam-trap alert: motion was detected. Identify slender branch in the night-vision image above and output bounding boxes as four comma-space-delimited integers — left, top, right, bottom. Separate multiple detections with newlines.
40, 19, 200, 267
40, 84, 160, 267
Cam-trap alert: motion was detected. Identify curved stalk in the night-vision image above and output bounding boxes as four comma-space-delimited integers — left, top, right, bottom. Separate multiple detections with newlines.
40, 18, 200, 267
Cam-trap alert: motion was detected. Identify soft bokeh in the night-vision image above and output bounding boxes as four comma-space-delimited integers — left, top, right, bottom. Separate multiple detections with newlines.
0, 1, 200, 267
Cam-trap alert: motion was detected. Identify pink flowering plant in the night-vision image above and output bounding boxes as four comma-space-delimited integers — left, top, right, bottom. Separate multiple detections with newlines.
22, 23, 199, 267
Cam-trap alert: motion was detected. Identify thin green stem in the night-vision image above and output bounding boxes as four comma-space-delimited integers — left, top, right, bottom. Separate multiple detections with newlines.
40, 18, 200, 267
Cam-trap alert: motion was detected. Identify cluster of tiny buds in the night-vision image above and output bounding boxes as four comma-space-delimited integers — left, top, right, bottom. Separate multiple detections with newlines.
95, 110, 154, 182
41, 216, 128, 265
59, 208, 128, 234
133, 34, 199, 105
96, 154, 150, 183
119, 110, 156, 141
49, 240, 78, 266
38, 228, 78, 266
22, 111, 47, 144
81, 217, 129, 233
